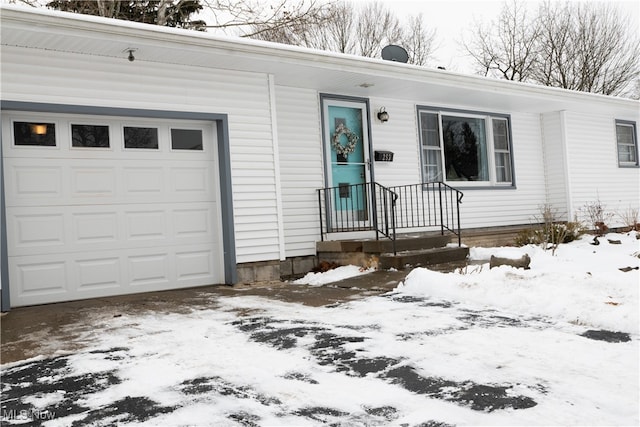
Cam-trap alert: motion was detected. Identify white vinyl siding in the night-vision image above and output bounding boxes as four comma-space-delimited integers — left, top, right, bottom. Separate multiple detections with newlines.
1, 46, 280, 263
564, 112, 640, 227
368, 98, 422, 187
275, 86, 324, 257
541, 111, 570, 219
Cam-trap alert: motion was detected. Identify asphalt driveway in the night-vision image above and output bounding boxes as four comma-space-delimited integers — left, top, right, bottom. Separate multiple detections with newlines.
1, 271, 637, 426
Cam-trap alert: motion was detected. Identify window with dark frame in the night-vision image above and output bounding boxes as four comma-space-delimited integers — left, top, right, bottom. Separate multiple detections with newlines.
418, 108, 515, 186
171, 128, 203, 150
71, 124, 110, 148
124, 126, 159, 149
616, 120, 638, 167
13, 122, 56, 146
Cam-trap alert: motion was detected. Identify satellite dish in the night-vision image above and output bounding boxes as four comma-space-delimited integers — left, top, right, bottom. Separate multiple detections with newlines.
381, 45, 409, 63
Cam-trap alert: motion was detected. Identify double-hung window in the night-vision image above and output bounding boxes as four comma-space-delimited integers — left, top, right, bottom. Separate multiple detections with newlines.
616, 120, 638, 167
418, 107, 514, 186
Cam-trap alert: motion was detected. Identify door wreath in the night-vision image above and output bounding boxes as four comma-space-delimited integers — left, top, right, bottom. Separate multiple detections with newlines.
331, 123, 359, 156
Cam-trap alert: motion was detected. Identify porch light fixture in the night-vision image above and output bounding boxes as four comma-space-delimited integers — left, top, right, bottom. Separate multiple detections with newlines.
30, 124, 48, 135
377, 107, 389, 123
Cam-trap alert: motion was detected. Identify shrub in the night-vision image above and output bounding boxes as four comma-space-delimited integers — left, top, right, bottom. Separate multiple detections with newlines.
515, 204, 585, 254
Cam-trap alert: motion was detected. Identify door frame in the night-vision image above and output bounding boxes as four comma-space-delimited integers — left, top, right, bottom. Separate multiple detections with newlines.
319, 94, 376, 232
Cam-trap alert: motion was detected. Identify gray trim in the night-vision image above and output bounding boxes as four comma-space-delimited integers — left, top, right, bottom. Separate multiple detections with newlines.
416, 105, 517, 188
215, 116, 237, 284
0, 101, 237, 311
1, 132, 10, 311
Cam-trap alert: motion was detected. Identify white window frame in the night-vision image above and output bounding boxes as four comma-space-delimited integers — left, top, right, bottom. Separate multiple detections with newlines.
615, 120, 639, 167
418, 107, 515, 187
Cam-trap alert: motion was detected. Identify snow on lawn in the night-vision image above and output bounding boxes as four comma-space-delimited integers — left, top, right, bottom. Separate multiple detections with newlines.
398, 231, 640, 334
2, 232, 638, 426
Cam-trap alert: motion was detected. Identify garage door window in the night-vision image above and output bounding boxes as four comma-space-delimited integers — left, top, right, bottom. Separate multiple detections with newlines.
171, 129, 203, 150
71, 124, 110, 148
124, 126, 159, 149
13, 122, 56, 146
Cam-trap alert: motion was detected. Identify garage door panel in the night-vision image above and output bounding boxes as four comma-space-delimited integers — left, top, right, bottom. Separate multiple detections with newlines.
73, 211, 119, 244
176, 249, 214, 282
6, 161, 64, 202
75, 257, 122, 291
9, 211, 66, 250
10, 256, 69, 301
123, 166, 165, 196
71, 166, 116, 197
125, 210, 168, 241
128, 252, 171, 287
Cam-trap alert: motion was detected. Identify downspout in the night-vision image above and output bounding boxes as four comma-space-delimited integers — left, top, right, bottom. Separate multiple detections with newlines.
268, 74, 286, 261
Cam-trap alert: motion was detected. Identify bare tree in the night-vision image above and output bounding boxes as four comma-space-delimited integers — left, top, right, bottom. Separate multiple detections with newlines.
200, 0, 330, 38
534, 1, 640, 96
462, 0, 541, 81
464, 0, 640, 97
401, 14, 437, 66
252, 1, 437, 65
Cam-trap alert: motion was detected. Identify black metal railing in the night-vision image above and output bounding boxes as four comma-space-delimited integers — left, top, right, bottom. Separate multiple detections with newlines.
388, 182, 464, 246
318, 181, 463, 249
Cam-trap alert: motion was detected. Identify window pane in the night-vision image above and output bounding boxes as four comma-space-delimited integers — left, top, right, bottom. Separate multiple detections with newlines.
616, 124, 633, 145
495, 152, 512, 182
618, 144, 635, 163
420, 112, 440, 147
13, 122, 56, 146
493, 119, 509, 150
72, 124, 110, 148
124, 127, 159, 149
171, 129, 203, 150
423, 149, 443, 181
442, 116, 488, 181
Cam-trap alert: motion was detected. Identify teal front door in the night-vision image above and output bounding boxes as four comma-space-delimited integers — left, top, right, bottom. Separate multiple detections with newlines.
322, 98, 371, 226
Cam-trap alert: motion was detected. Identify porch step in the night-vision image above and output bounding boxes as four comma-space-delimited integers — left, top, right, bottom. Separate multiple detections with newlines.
362, 234, 450, 253
316, 233, 451, 254
380, 246, 469, 270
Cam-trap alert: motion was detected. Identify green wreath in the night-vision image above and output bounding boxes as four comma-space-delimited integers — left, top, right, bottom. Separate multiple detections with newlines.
331, 123, 359, 156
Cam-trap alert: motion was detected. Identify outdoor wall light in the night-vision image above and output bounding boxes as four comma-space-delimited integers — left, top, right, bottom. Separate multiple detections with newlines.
377, 107, 389, 123
124, 48, 137, 62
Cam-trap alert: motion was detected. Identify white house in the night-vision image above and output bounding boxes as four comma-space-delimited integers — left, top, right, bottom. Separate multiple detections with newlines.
1, 5, 638, 310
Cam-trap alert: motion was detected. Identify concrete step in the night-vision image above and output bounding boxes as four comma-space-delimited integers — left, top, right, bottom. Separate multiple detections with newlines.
362, 234, 451, 253
316, 233, 452, 254
380, 246, 469, 270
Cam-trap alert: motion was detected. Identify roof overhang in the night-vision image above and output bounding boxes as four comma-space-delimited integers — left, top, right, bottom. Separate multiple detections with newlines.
1, 4, 638, 117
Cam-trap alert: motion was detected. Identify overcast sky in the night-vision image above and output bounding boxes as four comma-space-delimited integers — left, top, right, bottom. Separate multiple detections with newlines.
367, 0, 640, 73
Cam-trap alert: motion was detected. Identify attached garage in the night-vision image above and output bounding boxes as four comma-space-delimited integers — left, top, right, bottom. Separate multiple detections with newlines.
1, 104, 237, 308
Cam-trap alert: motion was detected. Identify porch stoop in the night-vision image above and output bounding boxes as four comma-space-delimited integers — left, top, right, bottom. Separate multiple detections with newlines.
316, 233, 469, 271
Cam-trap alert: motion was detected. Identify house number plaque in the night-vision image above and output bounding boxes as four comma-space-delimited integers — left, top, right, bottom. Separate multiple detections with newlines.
374, 150, 394, 162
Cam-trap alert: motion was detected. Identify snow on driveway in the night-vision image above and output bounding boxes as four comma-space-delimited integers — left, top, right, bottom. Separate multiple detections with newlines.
1, 232, 638, 426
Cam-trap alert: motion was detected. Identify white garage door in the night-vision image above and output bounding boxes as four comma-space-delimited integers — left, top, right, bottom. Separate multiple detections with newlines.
2, 111, 224, 307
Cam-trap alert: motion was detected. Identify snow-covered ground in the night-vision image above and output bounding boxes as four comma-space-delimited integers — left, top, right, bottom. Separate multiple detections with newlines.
2, 232, 638, 426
